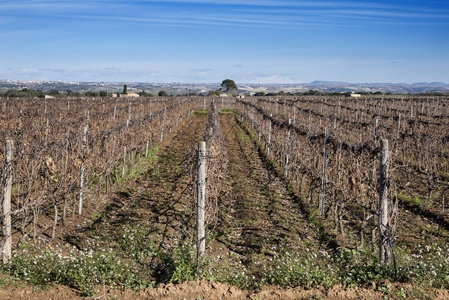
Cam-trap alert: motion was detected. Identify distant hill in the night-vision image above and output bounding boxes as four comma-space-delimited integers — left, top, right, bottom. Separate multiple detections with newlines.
1, 80, 448, 95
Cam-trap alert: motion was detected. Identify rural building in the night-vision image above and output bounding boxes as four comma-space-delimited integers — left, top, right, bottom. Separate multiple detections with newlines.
118, 92, 140, 98
348, 93, 361, 98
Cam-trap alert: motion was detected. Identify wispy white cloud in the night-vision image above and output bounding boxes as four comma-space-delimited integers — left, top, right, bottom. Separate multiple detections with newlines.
2, 0, 447, 29
126, 0, 398, 10
0, 0, 101, 12
124, 0, 449, 17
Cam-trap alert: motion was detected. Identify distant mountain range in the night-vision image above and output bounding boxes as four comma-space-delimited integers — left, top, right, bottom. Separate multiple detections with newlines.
1, 80, 448, 95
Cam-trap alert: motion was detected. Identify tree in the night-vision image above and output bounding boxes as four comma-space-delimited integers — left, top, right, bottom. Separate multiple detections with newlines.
208, 90, 221, 96
158, 91, 168, 97
85, 91, 99, 97
220, 79, 238, 92
123, 84, 128, 95
37, 91, 45, 98
48, 89, 60, 97
304, 90, 321, 96
99, 91, 108, 97
140, 90, 154, 97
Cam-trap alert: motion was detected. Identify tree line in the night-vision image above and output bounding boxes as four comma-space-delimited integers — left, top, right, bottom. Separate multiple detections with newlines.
0, 88, 175, 98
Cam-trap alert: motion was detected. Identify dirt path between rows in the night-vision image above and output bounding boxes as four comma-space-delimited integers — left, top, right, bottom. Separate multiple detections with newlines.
215, 113, 320, 256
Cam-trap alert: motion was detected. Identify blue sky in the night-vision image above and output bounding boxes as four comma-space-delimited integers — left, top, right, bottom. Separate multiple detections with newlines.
0, 0, 448, 83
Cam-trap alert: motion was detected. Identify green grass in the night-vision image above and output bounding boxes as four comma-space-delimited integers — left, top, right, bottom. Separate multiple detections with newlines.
192, 109, 209, 115
398, 192, 421, 205
112, 146, 159, 185
219, 108, 236, 114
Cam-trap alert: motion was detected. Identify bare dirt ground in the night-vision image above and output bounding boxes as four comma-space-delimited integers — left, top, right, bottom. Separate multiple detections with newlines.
2, 277, 449, 299
215, 113, 320, 255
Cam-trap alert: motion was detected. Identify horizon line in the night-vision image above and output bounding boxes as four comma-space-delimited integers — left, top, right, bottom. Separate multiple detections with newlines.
1, 79, 448, 85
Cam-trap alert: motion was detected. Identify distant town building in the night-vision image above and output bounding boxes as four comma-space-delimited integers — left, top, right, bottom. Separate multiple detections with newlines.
346, 93, 361, 98
44, 95, 56, 99
119, 92, 140, 98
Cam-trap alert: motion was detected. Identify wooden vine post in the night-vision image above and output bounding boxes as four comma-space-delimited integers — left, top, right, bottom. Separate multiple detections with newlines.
79, 125, 88, 215
197, 141, 206, 258
2, 139, 13, 263
122, 146, 127, 178
379, 139, 390, 265
79, 163, 85, 215
267, 114, 272, 157
320, 128, 328, 216
160, 106, 166, 142
285, 119, 291, 177
293, 104, 296, 124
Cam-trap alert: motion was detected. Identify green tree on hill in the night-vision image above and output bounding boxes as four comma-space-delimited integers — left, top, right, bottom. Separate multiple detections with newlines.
220, 79, 238, 93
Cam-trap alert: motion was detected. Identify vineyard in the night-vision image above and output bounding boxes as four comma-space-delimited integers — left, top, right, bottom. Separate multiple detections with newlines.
0, 95, 449, 299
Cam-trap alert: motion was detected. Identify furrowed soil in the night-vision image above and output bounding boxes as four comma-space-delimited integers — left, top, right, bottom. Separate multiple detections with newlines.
215, 113, 320, 254
2, 112, 449, 299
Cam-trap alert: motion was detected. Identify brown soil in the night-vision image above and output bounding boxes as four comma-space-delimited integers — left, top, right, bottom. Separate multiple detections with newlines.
215, 113, 319, 255
2, 279, 449, 299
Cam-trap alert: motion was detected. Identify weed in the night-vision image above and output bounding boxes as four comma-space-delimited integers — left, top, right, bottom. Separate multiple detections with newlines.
2, 248, 155, 297
424, 192, 439, 209
206, 231, 219, 242
158, 240, 214, 284
262, 247, 337, 288
192, 109, 209, 115
117, 225, 157, 264
396, 287, 407, 299
220, 109, 236, 114
333, 248, 397, 287
398, 192, 421, 205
